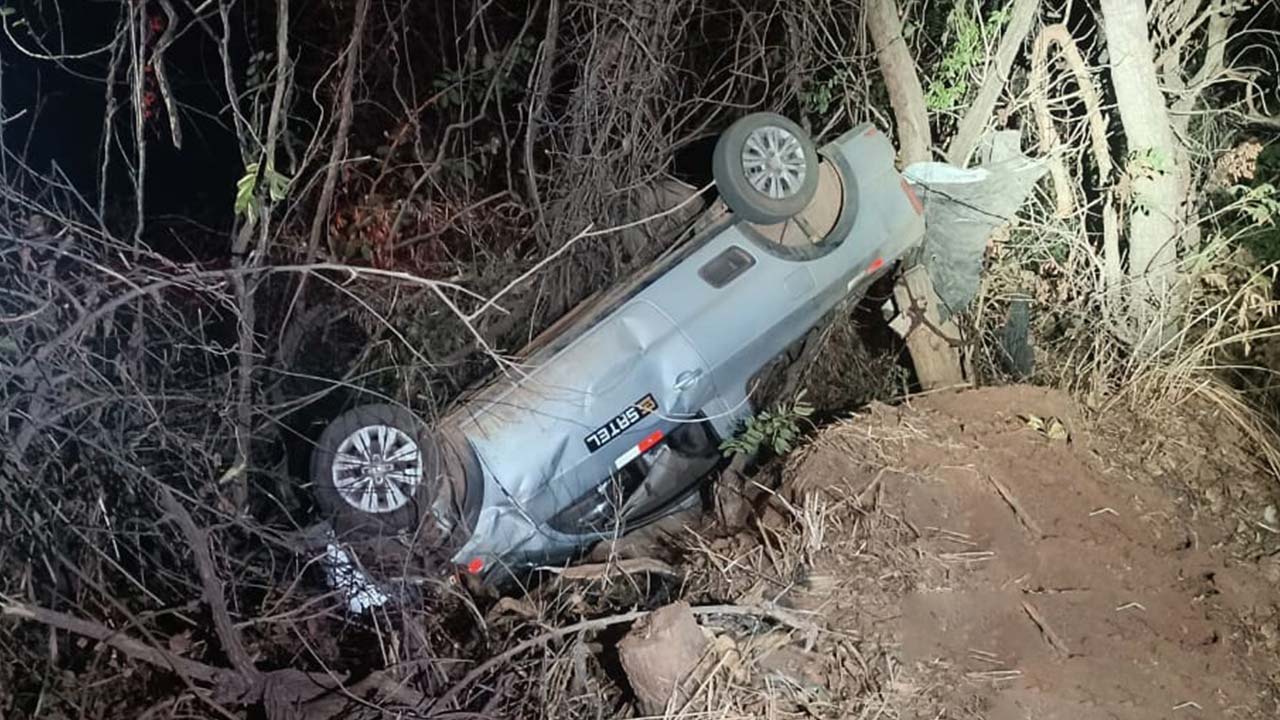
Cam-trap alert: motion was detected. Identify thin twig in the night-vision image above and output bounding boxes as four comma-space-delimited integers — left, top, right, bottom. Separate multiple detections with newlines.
986, 474, 1044, 538
1021, 600, 1070, 658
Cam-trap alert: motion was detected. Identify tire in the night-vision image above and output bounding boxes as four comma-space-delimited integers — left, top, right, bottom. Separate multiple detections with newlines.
999, 295, 1034, 380
713, 112, 819, 225
310, 404, 445, 540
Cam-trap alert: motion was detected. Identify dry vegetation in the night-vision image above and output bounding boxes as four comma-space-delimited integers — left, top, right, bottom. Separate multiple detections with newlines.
2, 0, 1280, 717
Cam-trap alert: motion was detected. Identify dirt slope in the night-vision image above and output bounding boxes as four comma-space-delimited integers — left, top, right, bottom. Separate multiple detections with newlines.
668, 385, 1280, 719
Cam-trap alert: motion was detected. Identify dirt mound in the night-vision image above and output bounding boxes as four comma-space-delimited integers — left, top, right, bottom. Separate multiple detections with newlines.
660, 385, 1279, 719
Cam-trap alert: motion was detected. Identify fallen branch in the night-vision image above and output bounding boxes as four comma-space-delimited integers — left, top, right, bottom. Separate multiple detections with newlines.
985, 474, 1044, 538
1021, 600, 1071, 658
0, 595, 423, 719
547, 556, 680, 580
159, 488, 260, 681
0, 597, 225, 684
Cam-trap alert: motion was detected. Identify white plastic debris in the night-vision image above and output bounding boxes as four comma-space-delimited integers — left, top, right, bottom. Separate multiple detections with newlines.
902, 131, 1047, 320
321, 537, 389, 614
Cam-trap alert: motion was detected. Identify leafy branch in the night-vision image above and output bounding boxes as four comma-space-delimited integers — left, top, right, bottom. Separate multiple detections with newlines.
233, 162, 291, 225
720, 391, 815, 457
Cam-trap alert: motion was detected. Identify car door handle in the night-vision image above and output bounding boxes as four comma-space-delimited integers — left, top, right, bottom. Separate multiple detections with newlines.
673, 369, 703, 392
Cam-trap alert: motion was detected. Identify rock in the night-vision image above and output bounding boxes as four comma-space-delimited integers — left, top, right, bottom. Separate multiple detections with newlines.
618, 602, 709, 714
1261, 556, 1280, 584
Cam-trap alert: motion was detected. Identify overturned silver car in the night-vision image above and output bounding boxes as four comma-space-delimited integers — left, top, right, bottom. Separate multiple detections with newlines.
310, 113, 928, 587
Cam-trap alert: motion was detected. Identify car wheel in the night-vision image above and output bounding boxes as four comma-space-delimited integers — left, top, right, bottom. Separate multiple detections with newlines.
310, 404, 443, 539
713, 113, 819, 225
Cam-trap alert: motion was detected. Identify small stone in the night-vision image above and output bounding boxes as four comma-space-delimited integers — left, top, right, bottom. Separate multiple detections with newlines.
1262, 556, 1280, 584
1204, 486, 1225, 513
1263, 505, 1278, 526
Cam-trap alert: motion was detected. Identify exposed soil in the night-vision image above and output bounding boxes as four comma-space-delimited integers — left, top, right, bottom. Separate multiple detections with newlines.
624, 384, 1280, 719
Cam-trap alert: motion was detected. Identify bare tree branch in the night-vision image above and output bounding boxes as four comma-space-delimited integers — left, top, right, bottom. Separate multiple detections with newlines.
301, 0, 372, 267
947, 0, 1040, 166
159, 488, 260, 681
152, 0, 183, 149
524, 0, 560, 236
1030, 25, 1119, 286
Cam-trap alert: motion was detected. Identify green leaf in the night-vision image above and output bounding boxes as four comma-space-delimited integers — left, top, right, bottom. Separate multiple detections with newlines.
234, 162, 291, 220
266, 166, 291, 202
234, 164, 259, 222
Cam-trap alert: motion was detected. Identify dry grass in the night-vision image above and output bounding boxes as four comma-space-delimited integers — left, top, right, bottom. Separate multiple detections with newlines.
967, 159, 1280, 490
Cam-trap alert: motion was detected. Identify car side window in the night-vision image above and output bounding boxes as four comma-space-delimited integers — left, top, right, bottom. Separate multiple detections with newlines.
697, 245, 756, 288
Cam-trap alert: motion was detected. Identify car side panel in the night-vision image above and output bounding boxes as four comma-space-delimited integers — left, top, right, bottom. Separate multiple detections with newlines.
642, 227, 817, 434
449, 299, 715, 566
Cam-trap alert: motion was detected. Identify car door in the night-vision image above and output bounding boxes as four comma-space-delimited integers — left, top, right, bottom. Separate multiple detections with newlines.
559, 299, 722, 529
642, 226, 821, 430
459, 299, 717, 535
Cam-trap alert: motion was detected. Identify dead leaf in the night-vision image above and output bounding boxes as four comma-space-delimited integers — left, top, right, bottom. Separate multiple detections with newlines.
167, 631, 193, 656
1021, 414, 1069, 441
1044, 417, 1069, 441
488, 596, 539, 622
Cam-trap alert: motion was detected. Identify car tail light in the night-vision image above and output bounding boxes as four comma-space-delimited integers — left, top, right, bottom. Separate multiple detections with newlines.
900, 178, 923, 215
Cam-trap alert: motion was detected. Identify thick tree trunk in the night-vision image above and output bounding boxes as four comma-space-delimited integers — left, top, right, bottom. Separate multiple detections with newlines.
866, 0, 931, 164
1099, 0, 1185, 349
866, 0, 965, 385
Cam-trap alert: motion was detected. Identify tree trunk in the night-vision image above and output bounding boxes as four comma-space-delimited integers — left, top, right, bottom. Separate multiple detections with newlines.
866, 0, 966, 383
866, 0, 931, 164
1163, 4, 1232, 256
947, 0, 1041, 167
1099, 0, 1185, 349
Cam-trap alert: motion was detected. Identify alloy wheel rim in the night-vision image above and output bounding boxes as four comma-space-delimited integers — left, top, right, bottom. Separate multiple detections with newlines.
332, 425, 423, 514
741, 125, 807, 200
